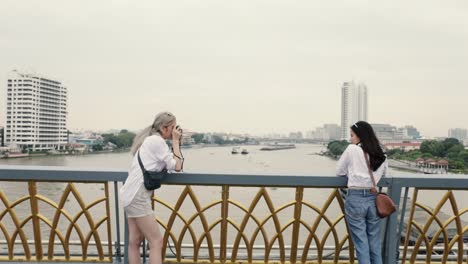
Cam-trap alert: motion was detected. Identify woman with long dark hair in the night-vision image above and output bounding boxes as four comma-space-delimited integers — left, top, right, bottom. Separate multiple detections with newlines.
336, 121, 388, 264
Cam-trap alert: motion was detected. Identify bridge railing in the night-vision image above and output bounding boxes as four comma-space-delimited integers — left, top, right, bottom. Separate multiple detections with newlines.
0, 165, 467, 264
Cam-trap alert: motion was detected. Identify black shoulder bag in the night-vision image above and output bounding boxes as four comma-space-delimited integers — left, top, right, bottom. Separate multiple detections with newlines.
137, 151, 167, 190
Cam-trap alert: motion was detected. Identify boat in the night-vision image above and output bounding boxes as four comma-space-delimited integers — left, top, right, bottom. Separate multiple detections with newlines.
0, 145, 29, 158
3, 152, 29, 158
241, 149, 249, 155
260, 143, 296, 151
231, 147, 240, 154
47, 149, 61, 155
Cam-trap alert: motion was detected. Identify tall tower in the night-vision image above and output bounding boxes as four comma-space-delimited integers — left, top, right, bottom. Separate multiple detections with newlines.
341, 81, 368, 139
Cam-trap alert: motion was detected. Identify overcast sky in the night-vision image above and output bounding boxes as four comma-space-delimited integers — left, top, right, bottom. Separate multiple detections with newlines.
1, 0, 467, 137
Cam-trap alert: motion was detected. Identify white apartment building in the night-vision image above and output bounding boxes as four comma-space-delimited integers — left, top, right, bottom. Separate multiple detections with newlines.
4, 70, 68, 151
341, 81, 368, 139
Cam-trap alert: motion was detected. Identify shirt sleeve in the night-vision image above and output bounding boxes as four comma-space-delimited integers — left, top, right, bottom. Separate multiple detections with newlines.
336, 145, 352, 176
151, 137, 177, 171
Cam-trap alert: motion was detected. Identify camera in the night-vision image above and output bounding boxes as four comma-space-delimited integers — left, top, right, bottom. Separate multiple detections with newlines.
175, 126, 183, 139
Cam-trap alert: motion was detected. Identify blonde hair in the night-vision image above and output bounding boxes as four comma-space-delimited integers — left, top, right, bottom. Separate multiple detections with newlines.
130, 112, 176, 155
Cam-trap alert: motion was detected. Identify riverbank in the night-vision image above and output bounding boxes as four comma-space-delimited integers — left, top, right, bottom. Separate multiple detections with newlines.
321, 151, 450, 174
0, 148, 131, 160
0, 143, 257, 160
387, 159, 431, 173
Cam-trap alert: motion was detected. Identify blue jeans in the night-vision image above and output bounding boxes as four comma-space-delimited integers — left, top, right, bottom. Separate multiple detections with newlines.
345, 189, 383, 264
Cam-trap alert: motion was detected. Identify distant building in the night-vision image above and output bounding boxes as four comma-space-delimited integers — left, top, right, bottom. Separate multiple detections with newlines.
313, 128, 327, 141
75, 138, 103, 146
403, 125, 422, 139
324, 124, 341, 140
289, 132, 303, 140
103, 142, 117, 151
203, 133, 213, 143
371, 124, 422, 144
448, 128, 467, 142
310, 124, 341, 141
384, 142, 421, 152
372, 124, 399, 140
341, 81, 368, 139
181, 131, 196, 145
65, 143, 88, 153
305, 131, 315, 139
4, 70, 68, 151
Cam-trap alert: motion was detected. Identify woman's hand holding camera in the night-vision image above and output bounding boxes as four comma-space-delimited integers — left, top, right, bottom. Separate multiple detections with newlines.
172, 125, 183, 141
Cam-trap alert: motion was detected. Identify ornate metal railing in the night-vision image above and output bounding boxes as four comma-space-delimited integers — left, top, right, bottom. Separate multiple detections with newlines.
155, 186, 351, 264
1, 182, 112, 261
0, 165, 467, 264
400, 189, 468, 264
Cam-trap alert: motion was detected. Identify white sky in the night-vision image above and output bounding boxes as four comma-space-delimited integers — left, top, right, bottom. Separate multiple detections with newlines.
1, 0, 467, 137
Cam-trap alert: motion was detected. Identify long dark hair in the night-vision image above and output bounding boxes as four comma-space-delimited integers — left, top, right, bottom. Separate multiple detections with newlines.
350, 121, 386, 171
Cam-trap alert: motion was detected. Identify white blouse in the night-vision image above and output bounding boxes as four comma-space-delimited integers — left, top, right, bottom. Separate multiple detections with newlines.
336, 144, 388, 189
120, 135, 176, 208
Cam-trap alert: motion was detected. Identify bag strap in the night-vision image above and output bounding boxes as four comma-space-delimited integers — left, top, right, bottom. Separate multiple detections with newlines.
363, 151, 378, 193
137, 150, 148, 174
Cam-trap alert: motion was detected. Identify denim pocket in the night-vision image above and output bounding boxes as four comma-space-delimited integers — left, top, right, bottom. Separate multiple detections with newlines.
345, 199, 365, 219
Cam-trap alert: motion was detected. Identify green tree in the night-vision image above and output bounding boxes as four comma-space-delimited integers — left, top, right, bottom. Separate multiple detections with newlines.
92, 144, 103, 151
213, 135, 225, 145
420, 140, 445, 157
421, 153, 434, 159
102, 130, 136, 149
392, 138, 467, 172
447, 145, 464, 155
449, 159, 466, 170
408, 151, 423, 160
327, 140, 349, 156
442, 138, 462, 152
459, 150, 468, 165
191, 133, 205, 144
387, 149, 403, 157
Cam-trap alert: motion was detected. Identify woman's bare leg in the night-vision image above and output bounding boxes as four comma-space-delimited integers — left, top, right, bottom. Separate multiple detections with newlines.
136, 215, 164, 264
128, 217, 144, 264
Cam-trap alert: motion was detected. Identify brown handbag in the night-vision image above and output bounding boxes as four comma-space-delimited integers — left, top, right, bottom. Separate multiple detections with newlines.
363, 152, 396, 218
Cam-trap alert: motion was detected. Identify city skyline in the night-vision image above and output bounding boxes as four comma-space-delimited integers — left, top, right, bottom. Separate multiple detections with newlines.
1, 1, 467, 137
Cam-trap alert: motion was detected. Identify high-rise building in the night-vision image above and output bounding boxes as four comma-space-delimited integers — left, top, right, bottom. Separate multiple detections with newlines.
341, 81, 368, 139
448, 128, 467, 142
4, 70, 68, 151
0, 126, 4, 147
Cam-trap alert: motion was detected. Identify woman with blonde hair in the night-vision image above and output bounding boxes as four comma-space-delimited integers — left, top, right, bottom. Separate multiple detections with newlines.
120, 111, 183, 264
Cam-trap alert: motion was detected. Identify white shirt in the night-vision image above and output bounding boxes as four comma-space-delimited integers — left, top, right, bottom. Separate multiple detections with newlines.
120, 135, 176, 208
336, 144, 388, 189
